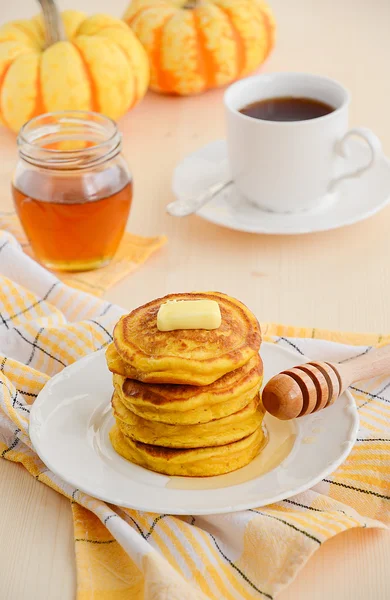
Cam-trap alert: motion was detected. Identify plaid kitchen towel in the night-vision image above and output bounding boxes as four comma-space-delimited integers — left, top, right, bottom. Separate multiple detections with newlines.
0, 212, 166, 296
0, 230, 388, 600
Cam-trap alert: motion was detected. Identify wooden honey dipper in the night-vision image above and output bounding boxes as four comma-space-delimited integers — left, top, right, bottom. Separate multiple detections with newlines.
263, 344, 390, 420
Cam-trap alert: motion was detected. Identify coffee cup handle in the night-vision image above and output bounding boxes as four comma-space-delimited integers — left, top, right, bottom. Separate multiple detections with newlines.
328, 127, 382, 192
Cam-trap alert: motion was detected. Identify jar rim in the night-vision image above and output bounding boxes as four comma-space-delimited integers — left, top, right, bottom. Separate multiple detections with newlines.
17, 110, 122, 170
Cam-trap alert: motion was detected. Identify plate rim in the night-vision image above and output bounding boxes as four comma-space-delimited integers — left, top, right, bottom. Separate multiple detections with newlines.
173, 139, 390, 235
29, 343, 359, 514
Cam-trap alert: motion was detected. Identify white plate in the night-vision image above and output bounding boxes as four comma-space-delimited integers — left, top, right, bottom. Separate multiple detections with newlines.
29, 343, 358, 515
172, 139, 390, 234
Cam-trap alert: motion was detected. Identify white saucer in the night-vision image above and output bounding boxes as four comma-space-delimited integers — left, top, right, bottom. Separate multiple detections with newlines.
29, 343, 358, 515
172, 140, 390, 234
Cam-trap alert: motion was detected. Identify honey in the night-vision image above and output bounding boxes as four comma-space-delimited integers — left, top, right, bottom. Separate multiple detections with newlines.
12, 180, 132, 272
13, 111, 133, 271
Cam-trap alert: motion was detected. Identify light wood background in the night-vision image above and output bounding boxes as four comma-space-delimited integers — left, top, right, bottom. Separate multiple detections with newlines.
1, 0, 390, 599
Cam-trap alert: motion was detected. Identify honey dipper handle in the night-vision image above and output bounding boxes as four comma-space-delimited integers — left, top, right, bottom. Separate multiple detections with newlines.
335, 344, 390, 392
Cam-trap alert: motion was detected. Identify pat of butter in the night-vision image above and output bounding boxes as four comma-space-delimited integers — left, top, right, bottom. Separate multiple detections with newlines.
157, 300, 221, 331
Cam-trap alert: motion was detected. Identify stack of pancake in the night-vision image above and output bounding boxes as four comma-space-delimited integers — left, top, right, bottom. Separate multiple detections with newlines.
106, 292, 266, 477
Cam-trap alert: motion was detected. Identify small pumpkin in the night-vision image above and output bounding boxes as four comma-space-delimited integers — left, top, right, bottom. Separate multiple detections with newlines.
124, 0, 275, 96
0, 0, 150, 132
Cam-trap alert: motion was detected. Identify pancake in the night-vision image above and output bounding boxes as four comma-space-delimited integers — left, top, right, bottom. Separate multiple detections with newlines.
113, 354, 263, 424
112, 392, 265, 448
109, 292, 261, 385
109, 424, 266, 476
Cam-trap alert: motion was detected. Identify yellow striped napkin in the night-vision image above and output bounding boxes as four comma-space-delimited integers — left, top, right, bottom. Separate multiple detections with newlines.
0, 230, 388, 600
0, 212, 167, 296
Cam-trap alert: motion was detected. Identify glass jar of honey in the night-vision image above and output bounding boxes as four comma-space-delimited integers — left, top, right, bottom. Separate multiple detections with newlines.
12, 111, 133, 272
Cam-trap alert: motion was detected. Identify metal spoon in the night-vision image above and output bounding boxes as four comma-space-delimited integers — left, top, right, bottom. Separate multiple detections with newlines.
166, 179, 232, 217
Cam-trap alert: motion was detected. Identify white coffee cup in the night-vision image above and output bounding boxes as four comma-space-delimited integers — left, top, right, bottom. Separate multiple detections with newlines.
224, 72, 382, 213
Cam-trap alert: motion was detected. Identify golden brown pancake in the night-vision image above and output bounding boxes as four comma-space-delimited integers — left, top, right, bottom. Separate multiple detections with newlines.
109, 424, 266, 476
113, 354, 263, 424
112, 392, 265, 448
108, 292, 261, 385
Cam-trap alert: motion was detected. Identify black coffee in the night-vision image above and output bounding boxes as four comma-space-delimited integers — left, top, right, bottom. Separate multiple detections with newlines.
239, 96, 335, 122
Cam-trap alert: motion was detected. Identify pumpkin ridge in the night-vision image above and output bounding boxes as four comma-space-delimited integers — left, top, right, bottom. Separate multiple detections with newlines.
71, 42, 98, 112
110, 40, 137, 109
192, 10, 216, 90
125, 4, 166, 27
91, 26, 148, 106
6, 22, 41, 50
150, 14, 179, 93
0, 62, 14, 129
71, 16, 89, 39
33, 54, 45, 120
215, 6, 245, 78
1, 52, 41, 131
0, 43, 34, 124
60, 10, 87, 40
78, 22, 129, 38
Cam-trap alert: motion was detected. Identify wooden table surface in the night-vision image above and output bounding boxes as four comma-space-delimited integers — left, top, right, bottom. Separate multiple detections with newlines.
1, 1, 390, 599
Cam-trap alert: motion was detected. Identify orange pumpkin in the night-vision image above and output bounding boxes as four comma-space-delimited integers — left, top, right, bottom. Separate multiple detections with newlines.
0, 0, 149, 132
124, 0, 275, 96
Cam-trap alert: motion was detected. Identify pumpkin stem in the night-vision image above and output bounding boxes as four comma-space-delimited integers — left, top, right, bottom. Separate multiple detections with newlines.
37, 0, 66, 46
